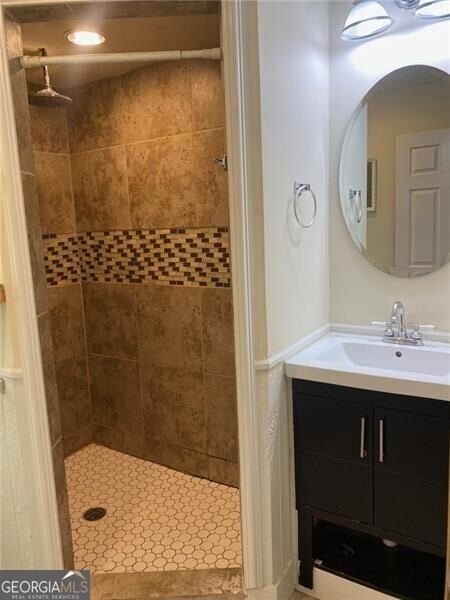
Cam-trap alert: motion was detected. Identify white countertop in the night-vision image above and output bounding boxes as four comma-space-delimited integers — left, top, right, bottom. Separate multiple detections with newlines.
285, 331, 450, 402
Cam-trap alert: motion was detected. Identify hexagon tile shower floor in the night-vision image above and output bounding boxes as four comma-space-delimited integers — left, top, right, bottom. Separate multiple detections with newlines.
65, 444, 242, 573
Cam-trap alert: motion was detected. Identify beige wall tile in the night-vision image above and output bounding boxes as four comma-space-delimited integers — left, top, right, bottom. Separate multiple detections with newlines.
93, 423, 144, 459
193, 128, 229, 226
29, 104, 68, 154
22, 173, 49, 314
137, 285, 202, 370
208, 457, 239, 488
63, 424, 92, 457
83, 283, 138, 360
142, 365, 205, 453
90, 355, 142, 433
55, 355, 91, 440
34, 152, 75, 234
6, 19, 34, 174
127, 134, 196, 229
205, 374, 238, 463
121, 62, 192, 144
48, 284, 86, 363
68, 77, 124, 153
144, 439, 209, 480
201, 288, 235, 377
190, 60, 225, 131
52, 439, 74, 568
38, 312, 62, 447
71, 147, 130, 232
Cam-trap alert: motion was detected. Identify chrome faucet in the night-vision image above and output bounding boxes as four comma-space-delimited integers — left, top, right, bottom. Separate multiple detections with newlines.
382, 301, 425, 346
390, 300, 407, 338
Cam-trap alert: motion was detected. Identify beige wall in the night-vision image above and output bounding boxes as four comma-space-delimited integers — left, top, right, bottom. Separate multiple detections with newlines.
330, 0, 450, 331
367, 80, 450, 269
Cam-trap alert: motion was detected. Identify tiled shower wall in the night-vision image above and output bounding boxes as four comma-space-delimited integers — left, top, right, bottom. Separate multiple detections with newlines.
29, 95, 92, 456
31, 60, 238, 487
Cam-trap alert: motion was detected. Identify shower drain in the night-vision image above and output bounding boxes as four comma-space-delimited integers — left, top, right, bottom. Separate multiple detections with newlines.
83, 507, 106, 521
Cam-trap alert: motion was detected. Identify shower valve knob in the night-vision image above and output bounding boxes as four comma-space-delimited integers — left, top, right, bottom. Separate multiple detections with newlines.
213, 155, 228, 171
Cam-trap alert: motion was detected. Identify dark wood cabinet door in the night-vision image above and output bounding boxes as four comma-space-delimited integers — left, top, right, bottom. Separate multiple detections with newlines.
374, 407, 449, 547
296, 450, 373, 523
374, 469, 447, 547
294, 394, 373, 523
374, 408, 449, 482
293, 393, 372, 462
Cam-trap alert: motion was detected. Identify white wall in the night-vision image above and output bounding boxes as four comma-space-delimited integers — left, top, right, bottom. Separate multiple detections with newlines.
330, 1, 450, 330
257, 0, 330, 359
243, 2, 330, 596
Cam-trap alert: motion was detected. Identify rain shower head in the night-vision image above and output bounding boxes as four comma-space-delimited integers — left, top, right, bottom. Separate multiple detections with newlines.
29, 86, 72, 107
28, 48, 72, 108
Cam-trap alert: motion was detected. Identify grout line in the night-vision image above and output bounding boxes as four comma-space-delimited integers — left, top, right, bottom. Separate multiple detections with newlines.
70, 128, 224, 158
79, 282, 93, 444
33, 149, 71, 158
88, 351, 140, 364
198, 287, 209, 471
65, 117, 79, 257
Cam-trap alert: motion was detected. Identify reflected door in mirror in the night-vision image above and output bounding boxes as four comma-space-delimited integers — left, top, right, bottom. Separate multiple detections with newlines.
393, 128, 450, 277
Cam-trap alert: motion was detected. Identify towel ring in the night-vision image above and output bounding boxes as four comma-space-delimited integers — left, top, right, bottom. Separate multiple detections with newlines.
293, 182, 317, 229
349, 188, 362, 224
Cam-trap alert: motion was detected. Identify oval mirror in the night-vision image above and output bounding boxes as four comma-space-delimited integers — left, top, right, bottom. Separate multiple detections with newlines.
339, 65, 450, 278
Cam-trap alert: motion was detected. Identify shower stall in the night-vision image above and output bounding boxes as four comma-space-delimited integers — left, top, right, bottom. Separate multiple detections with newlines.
4, 0, 241, 576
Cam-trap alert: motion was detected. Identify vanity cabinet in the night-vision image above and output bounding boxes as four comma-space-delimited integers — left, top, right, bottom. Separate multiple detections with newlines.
293, 379, 450, 590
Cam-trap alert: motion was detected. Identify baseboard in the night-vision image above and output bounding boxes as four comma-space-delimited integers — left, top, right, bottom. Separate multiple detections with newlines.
247, 561, 296, 600
297, 568, 397, 600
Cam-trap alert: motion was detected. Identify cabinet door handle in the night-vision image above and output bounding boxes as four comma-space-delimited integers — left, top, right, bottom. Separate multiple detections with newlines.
379, 418, 385, 463
359, 416, 366, 459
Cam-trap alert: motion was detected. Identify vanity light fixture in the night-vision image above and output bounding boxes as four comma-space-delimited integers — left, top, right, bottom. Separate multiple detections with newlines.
67, 30, 106, 46
341, 0, 393, 41
342, 0, 449, 41
415, 0, 450, 19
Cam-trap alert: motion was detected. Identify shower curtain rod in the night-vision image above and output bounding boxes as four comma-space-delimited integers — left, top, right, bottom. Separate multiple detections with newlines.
20, 47, 222, 69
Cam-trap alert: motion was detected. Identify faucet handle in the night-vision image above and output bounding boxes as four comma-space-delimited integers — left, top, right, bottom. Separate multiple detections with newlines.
384, 320, 395, 337
416, 324, 437, 331
410, 323, 422, 341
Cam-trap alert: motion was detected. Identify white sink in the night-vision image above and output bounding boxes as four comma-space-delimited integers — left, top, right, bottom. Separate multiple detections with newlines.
317, 339, 450, 377
285, 332, 450, 401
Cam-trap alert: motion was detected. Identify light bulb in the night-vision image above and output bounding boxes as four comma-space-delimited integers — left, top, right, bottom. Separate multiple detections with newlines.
67, 31, 106, 46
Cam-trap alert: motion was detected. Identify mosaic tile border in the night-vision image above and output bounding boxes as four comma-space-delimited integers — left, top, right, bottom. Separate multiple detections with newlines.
43, 227, 231, 288
43, 233, 81, 287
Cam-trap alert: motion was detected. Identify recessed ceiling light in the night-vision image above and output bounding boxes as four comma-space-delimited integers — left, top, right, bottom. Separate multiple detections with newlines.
67, 30, 106, 46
